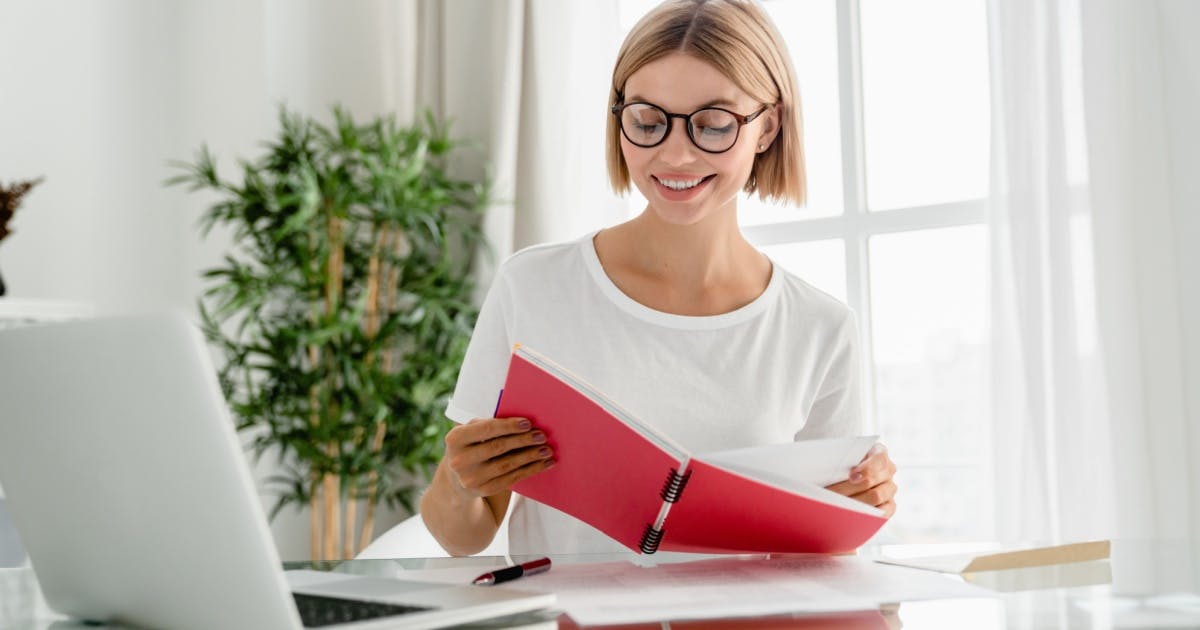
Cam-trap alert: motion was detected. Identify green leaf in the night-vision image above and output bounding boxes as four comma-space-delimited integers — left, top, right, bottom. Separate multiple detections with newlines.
169, 105, 487, 522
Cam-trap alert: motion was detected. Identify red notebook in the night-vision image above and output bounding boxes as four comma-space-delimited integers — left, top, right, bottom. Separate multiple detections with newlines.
501, 346, 889, 555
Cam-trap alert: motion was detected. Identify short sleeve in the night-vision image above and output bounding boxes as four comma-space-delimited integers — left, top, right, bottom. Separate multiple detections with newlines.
794, 311, 865, 440
444, 269, 514, 424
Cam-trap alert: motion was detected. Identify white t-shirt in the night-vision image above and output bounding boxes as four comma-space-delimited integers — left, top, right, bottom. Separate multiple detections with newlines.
445, 232, 864, 554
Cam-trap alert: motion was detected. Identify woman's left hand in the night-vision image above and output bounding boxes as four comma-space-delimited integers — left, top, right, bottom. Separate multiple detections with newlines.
825, 443, 897, 518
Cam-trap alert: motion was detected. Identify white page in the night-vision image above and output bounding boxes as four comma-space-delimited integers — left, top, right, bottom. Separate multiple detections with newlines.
696, 435, 879, 488
395, 555, 990, 626
516, 346, 689, 460
876, 554, 977, 573
684, 462, 883, 517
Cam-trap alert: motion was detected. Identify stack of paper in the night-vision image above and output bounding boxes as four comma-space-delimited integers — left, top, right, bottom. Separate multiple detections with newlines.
397, 555, 990, 626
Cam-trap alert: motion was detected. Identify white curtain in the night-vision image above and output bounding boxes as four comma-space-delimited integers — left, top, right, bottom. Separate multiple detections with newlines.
1082, 0, 1200, 570
987, 0, 1199, 571
390, 0, 628, 291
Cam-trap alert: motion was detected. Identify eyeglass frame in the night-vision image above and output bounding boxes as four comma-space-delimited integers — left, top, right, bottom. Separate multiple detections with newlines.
611, 100, 773, 154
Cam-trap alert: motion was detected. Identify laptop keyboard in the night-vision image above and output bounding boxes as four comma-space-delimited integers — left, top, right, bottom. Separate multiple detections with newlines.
293, 592, 433, 627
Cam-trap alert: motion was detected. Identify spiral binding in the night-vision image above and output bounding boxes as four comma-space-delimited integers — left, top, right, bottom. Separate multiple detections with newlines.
639, 523, 665, 554
639, 468, 693, 554
659, 468, 693, 503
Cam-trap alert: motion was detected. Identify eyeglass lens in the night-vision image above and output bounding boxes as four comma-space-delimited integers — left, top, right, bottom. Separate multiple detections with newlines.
620, 104, 741, 153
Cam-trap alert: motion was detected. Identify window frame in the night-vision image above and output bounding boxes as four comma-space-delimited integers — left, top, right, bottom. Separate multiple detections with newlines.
743, 0, 988, 440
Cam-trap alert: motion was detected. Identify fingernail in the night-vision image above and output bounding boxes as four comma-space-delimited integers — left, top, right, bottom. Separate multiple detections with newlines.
538, 446, 552, 457
545, 459, 557, 469
851, 471, 864, 483
517, 419, 532, 430
531, 431, 547, 444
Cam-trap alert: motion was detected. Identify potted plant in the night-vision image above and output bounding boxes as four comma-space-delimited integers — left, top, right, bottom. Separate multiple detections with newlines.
0, 177, 45, 297
169, 107, 489, 560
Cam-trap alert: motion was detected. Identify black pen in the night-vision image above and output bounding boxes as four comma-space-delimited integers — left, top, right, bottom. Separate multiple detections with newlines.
472, 557, 552, 586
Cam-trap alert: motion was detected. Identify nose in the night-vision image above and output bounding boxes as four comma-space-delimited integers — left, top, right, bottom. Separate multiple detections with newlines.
657, 119, 700, 167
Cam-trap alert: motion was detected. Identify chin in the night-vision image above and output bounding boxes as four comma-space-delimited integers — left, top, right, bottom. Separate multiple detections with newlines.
633, 184, 716, 227
648, 204, 715, 227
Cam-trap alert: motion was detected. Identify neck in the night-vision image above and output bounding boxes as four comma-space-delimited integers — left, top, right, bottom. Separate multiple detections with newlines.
622, 206, 762, 289
592, 204, 775, 317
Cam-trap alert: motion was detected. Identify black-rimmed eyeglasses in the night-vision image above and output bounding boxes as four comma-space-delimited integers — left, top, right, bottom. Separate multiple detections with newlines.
612, 102, 770, 154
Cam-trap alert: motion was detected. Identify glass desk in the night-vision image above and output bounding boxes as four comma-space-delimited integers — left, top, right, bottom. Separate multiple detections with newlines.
2, 540, 1197, 629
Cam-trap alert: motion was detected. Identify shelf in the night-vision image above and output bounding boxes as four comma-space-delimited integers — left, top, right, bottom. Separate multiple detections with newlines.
0, 298, 94, 329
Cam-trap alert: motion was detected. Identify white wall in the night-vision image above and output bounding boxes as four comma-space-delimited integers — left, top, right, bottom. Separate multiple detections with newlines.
0, 0, 420, 560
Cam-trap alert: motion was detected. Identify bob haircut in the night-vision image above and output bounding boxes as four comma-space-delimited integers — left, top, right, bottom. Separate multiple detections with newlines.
606, 0, 806, 206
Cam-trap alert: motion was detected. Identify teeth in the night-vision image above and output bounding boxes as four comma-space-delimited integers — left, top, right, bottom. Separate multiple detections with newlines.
658, 176, 706, 191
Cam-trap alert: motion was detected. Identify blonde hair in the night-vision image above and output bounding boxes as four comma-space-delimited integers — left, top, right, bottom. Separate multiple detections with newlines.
606, 0, 806, 206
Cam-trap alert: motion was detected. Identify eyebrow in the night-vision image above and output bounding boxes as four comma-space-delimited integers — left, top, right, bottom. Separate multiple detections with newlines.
624, 95, 741, 110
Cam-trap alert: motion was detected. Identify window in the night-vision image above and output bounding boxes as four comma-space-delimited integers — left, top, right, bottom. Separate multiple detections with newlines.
617, 0, 993, 542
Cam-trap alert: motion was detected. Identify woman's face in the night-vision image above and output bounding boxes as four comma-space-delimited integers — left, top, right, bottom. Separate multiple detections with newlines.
619, 53, 776, 227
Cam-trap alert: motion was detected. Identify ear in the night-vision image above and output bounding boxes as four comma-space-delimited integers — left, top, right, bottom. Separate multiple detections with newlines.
756, 104, 782, 153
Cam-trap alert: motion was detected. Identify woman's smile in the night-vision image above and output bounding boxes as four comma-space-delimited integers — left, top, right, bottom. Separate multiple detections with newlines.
652, 173, 717, 201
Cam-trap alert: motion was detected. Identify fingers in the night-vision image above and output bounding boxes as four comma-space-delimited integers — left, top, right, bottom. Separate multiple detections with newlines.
444, 417, 556, 499
477, 455, 557, 496
465, 447, 558, 496
827, 444, 899, 517
823, 478, 859, 497
478, 429, 548, 460
825, 477, 898, 519
850, 443, 892, 483
452, 416, 535, 446
826, 459, 895, 496
850, 480, 897, 508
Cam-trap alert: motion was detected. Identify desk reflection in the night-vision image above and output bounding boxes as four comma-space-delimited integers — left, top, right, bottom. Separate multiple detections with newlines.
557, 608, 898, 629
4, 540, 1198, 629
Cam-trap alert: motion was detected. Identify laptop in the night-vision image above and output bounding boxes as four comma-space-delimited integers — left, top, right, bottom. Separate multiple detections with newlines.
0, 314, 554, 629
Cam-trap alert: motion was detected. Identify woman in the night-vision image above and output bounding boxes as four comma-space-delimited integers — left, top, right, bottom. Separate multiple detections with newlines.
421, 0, 897, 556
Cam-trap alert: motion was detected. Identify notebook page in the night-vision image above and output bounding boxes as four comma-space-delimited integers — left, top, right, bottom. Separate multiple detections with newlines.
516, 346, 689, 460
696, 435, 878, 488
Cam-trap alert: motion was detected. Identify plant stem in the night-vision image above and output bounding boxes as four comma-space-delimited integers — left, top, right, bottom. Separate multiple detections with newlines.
356, 227, 402, 554
309, 476, 321, 561
322, 211, 346, 561
307, 338, 321, 559
326, 213, 344, 311
357, 420, 389, 554
365, 229, 383, 341
323, 473, 339, 561
343, 494, 357, 560
382, 229, 404, 373
343, 425, 364, 559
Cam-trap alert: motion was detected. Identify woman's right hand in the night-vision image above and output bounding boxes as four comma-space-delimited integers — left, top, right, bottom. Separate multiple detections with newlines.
443, 417, 556, 500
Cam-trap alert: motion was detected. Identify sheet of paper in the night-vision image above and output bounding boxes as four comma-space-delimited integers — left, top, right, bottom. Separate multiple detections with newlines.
395, 555, 990, 626
876, 540, 1111, 573
696, 436, 878, 489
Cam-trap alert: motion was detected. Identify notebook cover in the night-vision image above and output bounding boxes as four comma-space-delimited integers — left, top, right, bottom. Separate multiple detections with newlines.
661, 459, 888, 554
502, 352, 680, 551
